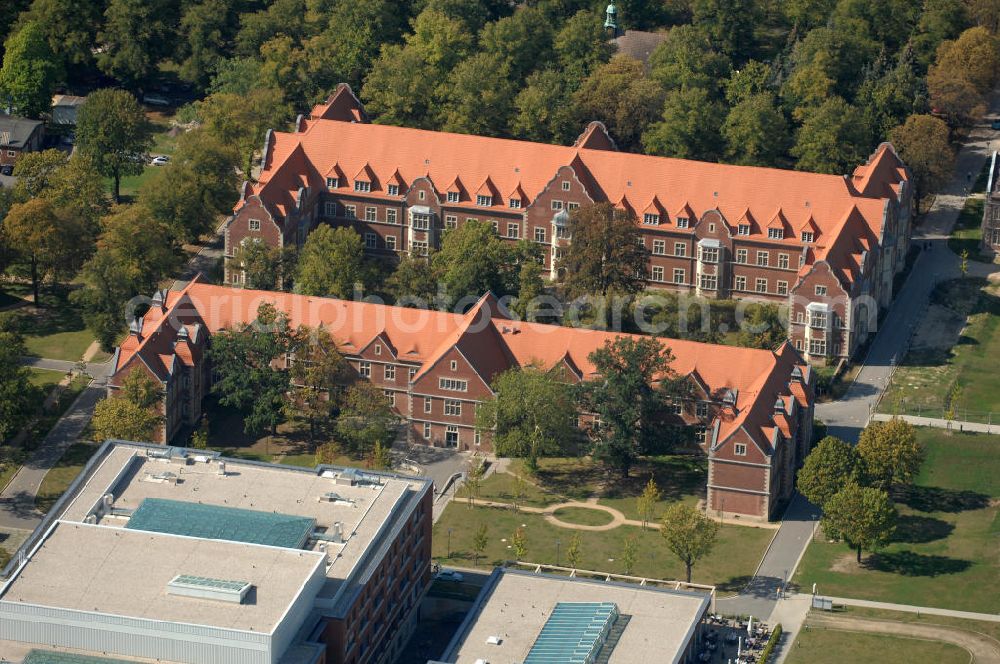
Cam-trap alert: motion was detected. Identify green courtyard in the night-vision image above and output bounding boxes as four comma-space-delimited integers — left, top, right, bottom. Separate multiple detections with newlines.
785, 624, 969, 664
794, 428, 1000, 613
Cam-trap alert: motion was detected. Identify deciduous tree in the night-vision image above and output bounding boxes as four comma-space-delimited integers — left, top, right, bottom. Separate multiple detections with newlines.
566, 531, 582, 568
933, 27, 1000, 94
231, 240, 293, 291
648, 25, 730, 94
660, 502, 719, 583
432, 220, 518, 307
335, 382, 396, 458
890, 115, 954, 213
636, 476, 661, 530
792, 97, 870, 174
511, 526, 527, 560
286, 327, 350, 444
76, 89, 153, 202
0, 330, 36, 442
197, 88, 290, 177
97, 0, 178, 88
621, 536, 638, 575
822, 482, 897, 564
856, 418, 924, 490
2, 198, 87, 305
295, 226, 367, 299
722, 93, 789, 167
475, 367, 577, 472
0, 22, 60, 118
91, 370, 163, 443
797, 436, 860, 507
386, 256, 439, 306
472, 523, 489, 566
737, 303, 788, 349
644, 86, 725, 161
573, 56, 665, 150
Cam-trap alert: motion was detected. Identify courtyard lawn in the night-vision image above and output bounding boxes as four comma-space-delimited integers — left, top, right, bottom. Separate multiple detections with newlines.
551, 506, 616, 527
842, 605, 1000, 644
109, 112, 180, 200
880, 278, 1000, 422
455, 470, 560, 508
947, 196, 986, 259
794, 429, 1000, 613
432, 502, 772, 590
28, 368, 65, 390
35, 442, 98, 513
6, 287, 105, 362
784, 624, 969, 664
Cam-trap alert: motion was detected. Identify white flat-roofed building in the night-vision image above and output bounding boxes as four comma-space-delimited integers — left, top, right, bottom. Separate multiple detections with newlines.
0, 439, 435, 664
438, 569, 712, 664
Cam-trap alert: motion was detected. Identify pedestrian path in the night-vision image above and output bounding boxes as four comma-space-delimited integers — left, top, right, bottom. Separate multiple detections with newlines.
827, 596, 1000, 623
871, 412, 1000, 434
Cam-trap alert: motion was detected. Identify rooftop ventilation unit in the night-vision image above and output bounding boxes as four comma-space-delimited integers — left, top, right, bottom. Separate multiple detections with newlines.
147, 448, 172, 460
335, 469, 359, 486
486, 636, 502, 645
146, 471, 179, 484
320, 492, 355, 506
167, 574, 252, 603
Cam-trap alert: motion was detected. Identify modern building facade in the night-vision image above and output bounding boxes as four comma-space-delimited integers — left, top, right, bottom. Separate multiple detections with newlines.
108, 278, 813, 520
981, 151, 1000, 256
225, 84, 912, 363
0, 439, 434, 664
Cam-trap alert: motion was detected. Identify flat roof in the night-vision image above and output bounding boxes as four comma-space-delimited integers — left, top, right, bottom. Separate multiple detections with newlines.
23, 651, 143, 664
448, 571, 710, 664
0, 521, 323, 633
125, 497, 316, 548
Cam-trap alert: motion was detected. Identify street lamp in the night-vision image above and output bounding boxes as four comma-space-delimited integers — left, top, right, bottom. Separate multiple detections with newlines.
447, 528, 453, 558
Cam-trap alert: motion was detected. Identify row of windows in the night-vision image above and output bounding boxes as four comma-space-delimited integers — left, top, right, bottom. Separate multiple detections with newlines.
645, 239, 689, 257
734, 276, 789, 295
325, 202, 401, 225
649, 266, 686, 284
734, 249, 795, 269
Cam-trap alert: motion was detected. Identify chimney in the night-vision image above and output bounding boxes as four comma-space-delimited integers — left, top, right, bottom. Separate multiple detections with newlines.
128, 317, 143, 341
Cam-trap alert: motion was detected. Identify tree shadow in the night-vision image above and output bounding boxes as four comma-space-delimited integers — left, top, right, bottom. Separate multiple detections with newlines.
598, 454, 707, 503
865, 551, 971, 577
891, 515, 954, 544
893, 485, 990, 513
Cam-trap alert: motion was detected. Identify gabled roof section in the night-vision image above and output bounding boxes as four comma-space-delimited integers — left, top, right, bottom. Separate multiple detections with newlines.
572, 121, 618, 152
674, 201, 695, 221
508, 181, 527, 202
387, 168, 405, 190
642, 195, 665, 216
851, 143, 908, 199
309, 83, 369, 123
476, 176, 498, 199
445, 175, 465, 196
353, 162, 376, 183
616, 193, 634, 215
736, 208, 756, 231
798, 213, 819, 233
767, 210, 787, 230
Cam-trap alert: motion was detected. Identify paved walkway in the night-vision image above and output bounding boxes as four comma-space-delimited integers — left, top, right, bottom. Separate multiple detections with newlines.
871, 412, 1000, 434
827, 596, 1000, 623
803, 613, 1000, 663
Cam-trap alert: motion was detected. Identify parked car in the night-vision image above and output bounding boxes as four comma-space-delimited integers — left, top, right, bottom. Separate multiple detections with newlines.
0, 164, 13, 176
151, 155, 170, 166
991, 118, 1000, 130
143, 94, 170, 107
435, 570, 464, 583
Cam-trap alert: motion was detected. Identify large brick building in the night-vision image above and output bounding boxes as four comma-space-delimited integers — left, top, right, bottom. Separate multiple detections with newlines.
225, 84, 912, 363
109, 278, 813, 520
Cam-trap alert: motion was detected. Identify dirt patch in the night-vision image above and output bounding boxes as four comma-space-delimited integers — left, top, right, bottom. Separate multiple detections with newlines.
911, 304, 967, 350
831, 552, 864, 574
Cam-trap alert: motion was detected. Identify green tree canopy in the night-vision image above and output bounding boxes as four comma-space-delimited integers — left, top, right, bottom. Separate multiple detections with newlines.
386, 255, 439, 306
232, 239, 293, 291
286, 327, 350, 444
197, 87, 290, 177
796, 435, 860, 507
335, 381, 396, 458
856, 418, 924, 490
0, 21, 60, 118
934, 27, 1000, 94
295, 225, 368, 299
890, 114, 954, 212
644, 86, 724, 161
736, 303, 788, 349
75, 88, 153, 202
431, 220, 520, 307
0, 330, 36, 442
572, 55, 665, 150
475, 366, 577, 471
722, 92, 789, 167
97, 0, 178, 88
822, 482, 897, 563
660, 502, 719, 583
437, 51, 515, 136
791, 97, 870, 174
648, 24, 731, 94
91, 370, 163, 443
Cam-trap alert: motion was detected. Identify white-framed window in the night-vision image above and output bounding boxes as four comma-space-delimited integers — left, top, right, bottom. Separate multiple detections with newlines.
412, 213, 430, 230
815, 285, 827, 296
365, 233, 377, 249
735, 248, 747, 263
412, 240, 428, 256
561, 181, 570, 191
387, 184, 399, 196
675, 242, 687, 257
700, 274, 717, 290
444, 399, 462, 416
418, 190, 425, 200
359, 361, 371, 378
324, 201, 337, 217
409, 367, 417, 380
735, 275, 746, 291
365, 206, 377, 222
809, 338, 827, 355
475, 430, 481, 446
737, 224, 750, 235
445, 215, 457, 229
424, 397, 432, 413
652, 239, 665, 255
248, 218, 261, 231
384, 365, 396, 382
643, 213, 660, 225
810, 311, 828, 329
509, 198, 522, 209
439, 377, 468, 392
768, 228, 783, 240
326, 177, 339, 189
756, 250, 768, 266
796, 311, 805, 323
651, 266, 664, 282
507, 222, 520, 238
696, 402, 709, 418
673, 268, 685, 284
676, 217, 689, 228
386, 209, 397, 224
700, 246, 719, 263
755, 278, 767, 293
384, 390, 395, 407
567, 202, 579, 211
551, 200, 563, 210
374, 344, 381, 356
355, 180, 371, 192
556, 226, 569, 239
423, 422, 431, 439
801, 231, 814, 243
447, 191, 460, 203
795, 338, 803, 351
345, 205, 356, 219
477, 195, 492, 207
734, 443, 747, 456
450, 360, 457, 371
386, 236, 397, 251
534, 227, 546, 243
777, 280, 788, 295
778, 253, 789, 269
489, 219, 498, 232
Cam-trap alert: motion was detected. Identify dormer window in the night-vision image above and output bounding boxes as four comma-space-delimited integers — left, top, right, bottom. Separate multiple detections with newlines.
801, 231, 814, 243
768, 228, 784, 240
509, 198, 522, 209
354, 180, 371, 192
387, 184, 399, 196
676, 217, 689, 228
477, 195, 492, 207
643, 213, 660, 225
737, 224, 750, 236
447, 191, 460, 203
326, 177, 339, 189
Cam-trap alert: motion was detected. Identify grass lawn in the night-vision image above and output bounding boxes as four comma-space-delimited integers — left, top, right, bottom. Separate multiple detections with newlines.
432, 502, 772, 590
35, 442, 98, 513
551, 506, 616, 526
456, 471, 560, 508
948, 197, 987, 260
784, 623, 969, 664
110, 113, 180, 200
880, 278, 1000, 422
794, 429, 1000, 613
5, 287, 103, 362
28, 368, 65, 390
841, 605, 1000, 644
